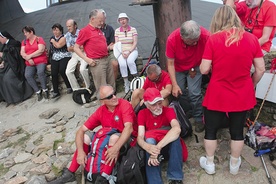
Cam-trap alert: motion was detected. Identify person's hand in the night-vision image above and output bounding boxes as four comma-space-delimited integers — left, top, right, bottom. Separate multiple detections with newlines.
25, 55, 32, 61
87, 58, 96, 67
122, 51, 130, 59
76, 150, 87, 168
148, 155, 160, 166
172, 84, 182, 98
28, 59, 35, 66
105, 146, 119, 166
147, 144, 161, 157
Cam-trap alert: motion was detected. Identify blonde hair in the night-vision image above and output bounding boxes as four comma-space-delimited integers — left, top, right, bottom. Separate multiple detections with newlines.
210, 5, 244, 46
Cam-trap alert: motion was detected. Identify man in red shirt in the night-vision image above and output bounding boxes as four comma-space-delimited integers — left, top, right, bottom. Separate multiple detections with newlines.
48, 85, 137, 184
130, 64, 172, 109
225, 0, 276, 53
74, 9, 115, 93
166, 20, 210, 133
137, 88, 183, 184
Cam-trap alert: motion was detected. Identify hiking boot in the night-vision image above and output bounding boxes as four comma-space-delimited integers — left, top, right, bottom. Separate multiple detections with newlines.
48, 168, 76, 184
168, 180, 183, 184
195, 122, 205, 133
51, 92, 60, 99
229, 156, 241, 175
67, 88, 73, 94
42, 90, 49, 100
95, 175, 108, 184
37, 90, 42, 101
199, 156, 215, 175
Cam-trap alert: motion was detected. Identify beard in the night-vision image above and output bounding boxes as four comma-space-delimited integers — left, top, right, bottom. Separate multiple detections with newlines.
151, 107, 163, 116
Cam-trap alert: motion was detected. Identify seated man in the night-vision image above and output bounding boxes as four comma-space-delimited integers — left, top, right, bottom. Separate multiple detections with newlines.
137, 88, 183, 184
48, 85, 137, 184
130, 64, 172, 109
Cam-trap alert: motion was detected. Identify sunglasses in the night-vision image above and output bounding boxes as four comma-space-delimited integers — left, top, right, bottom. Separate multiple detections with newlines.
100, 91, 116, 100
149, 73, 161, 82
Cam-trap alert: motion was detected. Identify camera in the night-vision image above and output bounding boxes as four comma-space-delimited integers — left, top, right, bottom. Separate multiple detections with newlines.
245, 27, 253, 33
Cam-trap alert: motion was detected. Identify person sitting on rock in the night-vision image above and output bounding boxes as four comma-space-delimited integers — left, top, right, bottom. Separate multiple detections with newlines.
130, 64, 172, 110
48, 85, 137, 184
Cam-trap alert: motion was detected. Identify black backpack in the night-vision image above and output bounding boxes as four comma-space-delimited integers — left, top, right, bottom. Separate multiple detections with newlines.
72, 88, 93, 105
117, 146, 146, 184
169, 100, 193, 138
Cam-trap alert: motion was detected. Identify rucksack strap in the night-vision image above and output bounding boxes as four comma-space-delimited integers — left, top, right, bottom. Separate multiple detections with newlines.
87, 137, 99, 181
102, 172, 116, 184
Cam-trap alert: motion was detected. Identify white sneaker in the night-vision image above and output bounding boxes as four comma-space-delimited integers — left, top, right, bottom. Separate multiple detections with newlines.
199, 156, 215, 175
229, 156, 241, 175
124, 81, 130, 94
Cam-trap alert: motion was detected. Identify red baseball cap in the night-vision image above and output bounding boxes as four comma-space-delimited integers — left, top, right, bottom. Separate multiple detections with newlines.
143, 88, 164, 105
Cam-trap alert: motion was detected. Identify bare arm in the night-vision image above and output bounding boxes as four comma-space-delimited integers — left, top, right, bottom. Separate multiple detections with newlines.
200, 59, 212, 75
160, 84, 172, 99
252, 57, 265, 86
156, 119, 181, 149
74, 43, 95, 66
50, 37, 66, 48
67, 45, 74, 52
167, 58, 182, 97
75, 125, 89, 167
259, 26, 274, 47
130, 35, 138, 52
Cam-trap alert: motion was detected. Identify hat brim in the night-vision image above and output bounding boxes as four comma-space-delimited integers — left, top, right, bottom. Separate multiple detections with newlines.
147, 97, 164, 105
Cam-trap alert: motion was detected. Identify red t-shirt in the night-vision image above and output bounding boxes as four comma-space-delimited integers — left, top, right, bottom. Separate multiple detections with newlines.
166, 27, 210, 72
84, 99, 137, 137
76, 24, 108, 59
21, 37, 47, 66
202, 29, 263, 112
235, 0, 276, 52
138, 107, 176, 131
142, 70, 172, 91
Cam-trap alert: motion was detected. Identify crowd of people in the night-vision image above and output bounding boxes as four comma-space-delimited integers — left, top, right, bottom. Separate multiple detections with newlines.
1, 0, 275, 183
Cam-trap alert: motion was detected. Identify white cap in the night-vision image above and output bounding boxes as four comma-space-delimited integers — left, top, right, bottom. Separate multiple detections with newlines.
117, 13, 129, 23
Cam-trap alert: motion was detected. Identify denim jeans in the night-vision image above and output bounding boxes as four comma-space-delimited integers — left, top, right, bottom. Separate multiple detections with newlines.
175, 66, 203, 123
145, 137, 183, 184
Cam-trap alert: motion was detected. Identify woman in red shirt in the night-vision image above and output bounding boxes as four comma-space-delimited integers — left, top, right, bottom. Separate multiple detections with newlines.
199, 6, 265, 175
20, 26, 48, 101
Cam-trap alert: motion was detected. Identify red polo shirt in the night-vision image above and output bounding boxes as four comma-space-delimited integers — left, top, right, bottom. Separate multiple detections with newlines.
84, 99, 137, 137
235, 0, 276, 52
138, 107, 176, 131
142, 70, 172, 91
76, 24, 108, 59
166, 27, 210, 72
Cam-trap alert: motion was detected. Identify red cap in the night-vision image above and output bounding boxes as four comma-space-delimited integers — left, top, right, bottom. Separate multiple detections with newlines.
143, 88, 164, 105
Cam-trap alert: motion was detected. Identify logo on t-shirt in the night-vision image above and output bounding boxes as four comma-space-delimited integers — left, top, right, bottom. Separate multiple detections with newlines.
114, 115, 119, 122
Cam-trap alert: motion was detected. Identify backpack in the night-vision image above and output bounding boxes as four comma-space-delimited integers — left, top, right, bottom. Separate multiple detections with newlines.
117, 146, 146, 184
130, 76, 146, 91
85, 127, 118, 182
72, 88, 94, 104
169, 100, 193, 138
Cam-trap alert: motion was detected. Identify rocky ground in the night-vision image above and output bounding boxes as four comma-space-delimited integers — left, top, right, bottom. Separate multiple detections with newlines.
0, 90, 276, 184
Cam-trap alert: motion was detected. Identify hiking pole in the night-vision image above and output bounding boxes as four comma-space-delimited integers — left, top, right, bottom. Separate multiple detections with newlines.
81, 165, 85, 184
256, 138, 272, 184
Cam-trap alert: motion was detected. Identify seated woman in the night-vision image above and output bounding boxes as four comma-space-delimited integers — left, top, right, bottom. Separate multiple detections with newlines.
49, 23, 72, 99
20, 26, 49, 101
0, 31, 33, 106
114, 13, 138, 93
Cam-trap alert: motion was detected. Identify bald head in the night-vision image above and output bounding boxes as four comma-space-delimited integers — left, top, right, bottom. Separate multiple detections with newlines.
66, 19, 77, 34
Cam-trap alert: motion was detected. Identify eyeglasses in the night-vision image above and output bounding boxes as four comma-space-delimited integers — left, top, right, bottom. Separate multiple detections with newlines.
149, 73, 161, 82
100, 91, 116, 100
124, 31, 127, 37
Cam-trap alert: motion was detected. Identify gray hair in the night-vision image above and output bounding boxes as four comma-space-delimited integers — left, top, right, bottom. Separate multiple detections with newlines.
146, 64, 161, 76
89, 9, 105, 19
180, 20, 201, 40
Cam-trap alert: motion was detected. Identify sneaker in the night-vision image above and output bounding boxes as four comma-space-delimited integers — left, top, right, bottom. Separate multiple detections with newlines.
199, 156, 215, 175
195, 122, 205, 133
37, 90, 43, 101
124, 81, 130, 94
67, 88, 73, 94
51, 92, 60, 99
229, 156, 241, 175
168, 180, 183, 184
48, 168, 76, 184
42, 90, 49, 99
95, 175, 108, 184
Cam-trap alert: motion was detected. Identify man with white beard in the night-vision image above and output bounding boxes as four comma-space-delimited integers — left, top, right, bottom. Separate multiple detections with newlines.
224, 0, 276, 54
137, 88, 184, 184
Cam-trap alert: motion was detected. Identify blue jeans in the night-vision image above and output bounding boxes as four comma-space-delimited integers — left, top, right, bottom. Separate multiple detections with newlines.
176, 66, 203, 123
145, 137, 183, 184
25, 63, 47, 93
